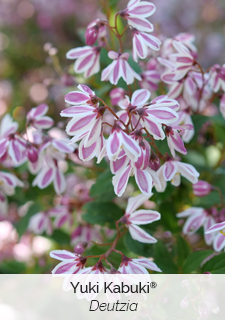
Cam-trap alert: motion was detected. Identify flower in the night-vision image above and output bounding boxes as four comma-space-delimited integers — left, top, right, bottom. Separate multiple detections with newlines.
85, 19, 106, 45
176, 207, 215, 246
159, 41, 195, 82
120, 194, 161, 243
132, 29, 161, 62
106, 123, 141, 162
101, 51, 141, 85
208, 64, 225, 92
118, 89, 179, 140
26, 104, 54, 130
71, 224, 102, 246
193, 180, 212, 197
50, 250, 87, 274
118, 255, 162, 274
165, 124, 193, 157
29, 211, 53, 235
0, 172, 24, 215
156, 160, 199, 192
32, 165, 66, 194
205, 221, 225, 252
66, 46, 101, 78
120, 0, 156, 33
0, 114, 26, 165
111, 138, 161, 196
78, 261, 109, 274
61, 85, 103, 148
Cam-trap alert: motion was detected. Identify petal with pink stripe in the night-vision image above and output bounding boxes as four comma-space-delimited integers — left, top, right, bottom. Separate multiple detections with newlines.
129, 224, 157, 243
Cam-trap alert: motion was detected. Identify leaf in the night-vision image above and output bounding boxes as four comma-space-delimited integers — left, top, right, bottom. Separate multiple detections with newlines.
191, 114, 209, 142
82, 202, 123, 229
201, 253, 225, 274
47, 229, 70, 245
0, 261, 26, 274
123, 233, 154, 257
176, 235, 191, 268
15, 203, 42, 239
153, 240, 179, 274
90, 170, 116, 201
197, 191, 222, 209
182, 250, 214, 273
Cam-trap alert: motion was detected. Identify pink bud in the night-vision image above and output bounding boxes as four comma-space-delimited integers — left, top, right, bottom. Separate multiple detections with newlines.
27, 144, 38, 163
85, 25, 99, 45
149, 153, 161, 171
74, 242, 87, 255
193, 180, 212, 197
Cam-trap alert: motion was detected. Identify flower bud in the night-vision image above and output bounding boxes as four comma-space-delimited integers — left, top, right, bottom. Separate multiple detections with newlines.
193, 180, 212, 197
74, 242, 87, 255
149, 152, 161, 171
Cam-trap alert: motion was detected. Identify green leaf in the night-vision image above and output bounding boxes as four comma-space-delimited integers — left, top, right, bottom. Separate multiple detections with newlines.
197, 191, 222, 209
201, 253, 225, 274
182, 250, 213, 273
90, 170, 115, 201
47, 229, 70, 245
82, 202, 123, 229
176, 235, 191, 267
0, 260, 26, 274
15, 203, 42, 239
153, 240, 179, 274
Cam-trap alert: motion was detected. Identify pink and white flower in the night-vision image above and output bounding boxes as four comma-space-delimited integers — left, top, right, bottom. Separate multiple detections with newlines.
49, 205, 72, 229
78, 261, 109, 274
120, 193, 161, 243
0, 171, 24, 208
159, 41, 195, 82
29, 211, 53, 235
118, 255, 161, 274
66, 46, 101, 78
177, 207, 215, 246
71, 224, 102, 246
205, 221, 225, 252
26, 104, 54, 130
208, 64, 225, 92
106, 124, 141, 162
120, 0, 156, 33
193, 180, 212, 197
111, 137, 161, 196
61, 85, 103, 148
101, 51, 141, 85
132, 29, 161, 62
85, 19, 107, 46
50, 250, 87, 274
156, 160, 199, 192
118, 89, 179, 140
32, 164, 66, 194
0, 114, 26, 165
165, 124, 193, 157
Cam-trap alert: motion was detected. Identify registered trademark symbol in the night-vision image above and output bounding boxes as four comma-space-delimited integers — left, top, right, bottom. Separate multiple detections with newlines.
150, 282, 157, 288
